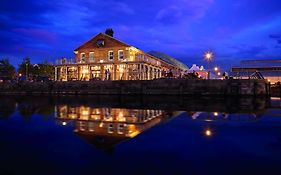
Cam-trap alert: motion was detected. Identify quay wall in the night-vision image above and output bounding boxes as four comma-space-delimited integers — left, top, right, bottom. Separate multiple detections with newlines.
0, 79, 270, 96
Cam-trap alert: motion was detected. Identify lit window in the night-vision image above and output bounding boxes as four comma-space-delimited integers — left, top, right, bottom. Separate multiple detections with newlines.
108, 51, 114, 60
108, 123, 114, 133
79, 121, 86, 131
89, 122, 94, 132
80, 53, 86, 63
89, 52, 94, 62
118, 50, 124, 60
117, 124, 124, 134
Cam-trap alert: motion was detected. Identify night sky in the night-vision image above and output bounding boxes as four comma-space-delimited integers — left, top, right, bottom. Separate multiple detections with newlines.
1, 0, 281, 69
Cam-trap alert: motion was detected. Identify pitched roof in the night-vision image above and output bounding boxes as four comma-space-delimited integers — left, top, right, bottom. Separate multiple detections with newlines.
232, 59, 281, 68
74, 33, 131, 51
147, 51, 189, 70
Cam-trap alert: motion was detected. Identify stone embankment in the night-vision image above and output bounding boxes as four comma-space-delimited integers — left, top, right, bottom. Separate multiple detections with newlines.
0, 79, 270, 96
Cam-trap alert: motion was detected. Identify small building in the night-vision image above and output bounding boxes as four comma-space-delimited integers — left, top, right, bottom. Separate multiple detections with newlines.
55, 32, 186, 81
231, 59, 281, 83
189, 64, 208, 79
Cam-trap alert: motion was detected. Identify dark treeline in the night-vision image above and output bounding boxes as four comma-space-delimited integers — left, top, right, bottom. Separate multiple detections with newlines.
0, 57, 54, 81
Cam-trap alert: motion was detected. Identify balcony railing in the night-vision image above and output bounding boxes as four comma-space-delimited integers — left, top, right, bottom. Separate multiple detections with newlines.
56, 55, 162, 67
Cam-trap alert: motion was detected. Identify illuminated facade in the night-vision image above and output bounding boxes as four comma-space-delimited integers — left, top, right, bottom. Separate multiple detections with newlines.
55, 33, 184, 81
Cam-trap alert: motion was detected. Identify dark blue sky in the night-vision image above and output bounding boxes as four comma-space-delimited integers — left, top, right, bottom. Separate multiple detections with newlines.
0, 0, 281, 69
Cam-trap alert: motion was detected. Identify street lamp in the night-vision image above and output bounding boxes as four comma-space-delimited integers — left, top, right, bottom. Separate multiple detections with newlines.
214, 66, 218, 72
204, 51, 214, 79
25, 63, 28, 80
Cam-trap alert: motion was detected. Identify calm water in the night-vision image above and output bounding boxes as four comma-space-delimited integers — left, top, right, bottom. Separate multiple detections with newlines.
0, 95, 280, 175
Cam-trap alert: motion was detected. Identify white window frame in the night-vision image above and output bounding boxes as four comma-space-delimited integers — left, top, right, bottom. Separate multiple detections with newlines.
80, 53, 86, 63
108, 123, 114, 134
118, 50, 124, 60
89, 52, 94, 62
108, 51, 114, 61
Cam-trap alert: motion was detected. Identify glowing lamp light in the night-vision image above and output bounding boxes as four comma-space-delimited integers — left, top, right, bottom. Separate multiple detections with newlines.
205, 129, 212, 137
204, 51, 213, 61
214, 112, 218, 116
99, 122, 104, 128
214, 67, 218, 71
62, 122, 67, 126
217, 72, 221, 76
100, 60, 104, 63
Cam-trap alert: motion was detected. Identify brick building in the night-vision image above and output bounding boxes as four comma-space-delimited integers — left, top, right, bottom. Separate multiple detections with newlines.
55, 32, 186, 81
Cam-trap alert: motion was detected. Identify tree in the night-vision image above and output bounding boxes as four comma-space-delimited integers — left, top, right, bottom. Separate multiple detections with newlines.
18, 57, 55, 80
0, 58, 16, 79
37, 61, 55, 79
18, 57, 33, 77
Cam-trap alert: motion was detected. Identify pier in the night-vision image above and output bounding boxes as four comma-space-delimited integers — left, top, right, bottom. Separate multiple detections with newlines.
0, 79, 271, 96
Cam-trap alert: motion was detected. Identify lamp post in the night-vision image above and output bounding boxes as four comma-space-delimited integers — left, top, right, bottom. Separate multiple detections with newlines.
25, 62, 28, 80
204, 51, 213, 79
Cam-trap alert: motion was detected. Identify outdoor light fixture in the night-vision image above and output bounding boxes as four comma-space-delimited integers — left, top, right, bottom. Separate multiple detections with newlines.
204, 51, 214, 79
204, 51, 213, 61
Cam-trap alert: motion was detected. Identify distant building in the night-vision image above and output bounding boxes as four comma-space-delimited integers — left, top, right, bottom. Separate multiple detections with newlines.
55, 32, 186, 81
189, 64, 208, 79
231, 59, 281, 83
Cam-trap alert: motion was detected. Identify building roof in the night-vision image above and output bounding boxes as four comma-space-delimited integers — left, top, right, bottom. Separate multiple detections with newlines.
232, 59, 281, 69
147, 51, 189, 70
74, 33, 131, 51
229, 71, 281, 77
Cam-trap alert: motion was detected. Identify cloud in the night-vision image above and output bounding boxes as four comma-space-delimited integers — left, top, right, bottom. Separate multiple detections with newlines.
269, 34, 281, 39
155, 0, 214, 25
12, 28, 57, 44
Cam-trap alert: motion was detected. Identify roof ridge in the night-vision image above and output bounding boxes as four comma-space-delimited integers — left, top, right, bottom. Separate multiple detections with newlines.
74, 33, 131, 51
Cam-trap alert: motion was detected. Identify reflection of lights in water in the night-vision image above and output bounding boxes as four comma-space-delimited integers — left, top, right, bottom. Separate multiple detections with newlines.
205, 129, 212, 137
214, 112, 218, 116
62, 122, 67, 126
117, 112, 126, 122
99, 122, 104, 128
82, 110, 89, 116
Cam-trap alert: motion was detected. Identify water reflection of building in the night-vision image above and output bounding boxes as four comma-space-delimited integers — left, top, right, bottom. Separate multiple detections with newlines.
55, 105, 178, 149
189, 112, 260, 122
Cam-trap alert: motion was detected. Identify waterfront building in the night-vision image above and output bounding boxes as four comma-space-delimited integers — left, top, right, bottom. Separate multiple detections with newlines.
55, 32, 187, 81
231, 59, 281, 83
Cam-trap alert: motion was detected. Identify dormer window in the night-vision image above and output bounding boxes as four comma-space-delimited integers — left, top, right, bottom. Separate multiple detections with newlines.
108, 51, 114, 60
96, 39, 105, 47
118, 50, 124, 60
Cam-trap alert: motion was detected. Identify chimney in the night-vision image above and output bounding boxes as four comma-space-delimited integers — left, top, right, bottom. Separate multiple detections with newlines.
105, 28, 114, 37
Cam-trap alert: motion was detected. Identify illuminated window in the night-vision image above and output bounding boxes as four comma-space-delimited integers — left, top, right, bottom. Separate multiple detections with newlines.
89, 122, 94, 132
80, 53, 86, 63
108, 51, 114, 60
89, 52, 94, 62
118, 50, 124, 60
117, 124, 124, 134
108, 123, 114, 133
79, 121, 86, 131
